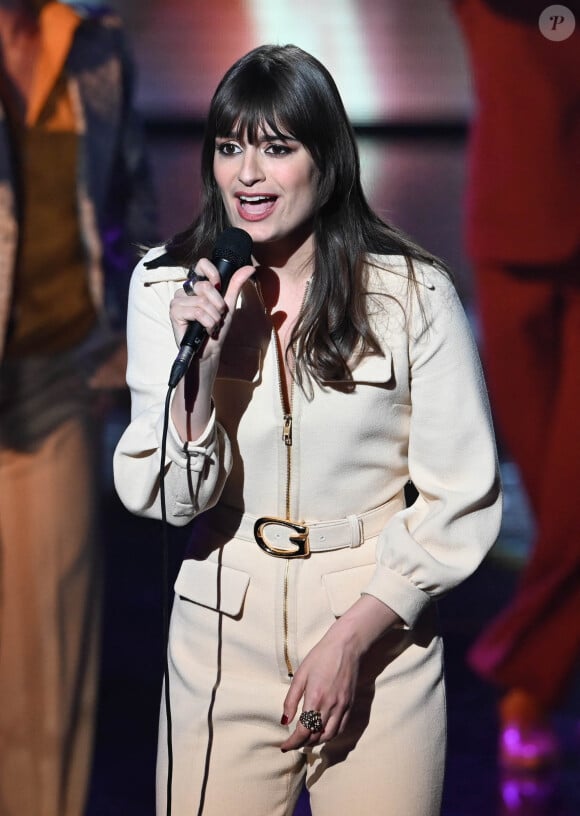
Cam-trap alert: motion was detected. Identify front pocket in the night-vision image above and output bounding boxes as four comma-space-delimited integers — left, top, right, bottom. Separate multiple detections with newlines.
322, 563, 376, 617
175, 558, 250, 617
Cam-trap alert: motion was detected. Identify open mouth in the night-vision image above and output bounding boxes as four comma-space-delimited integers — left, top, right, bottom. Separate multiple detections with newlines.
236, 194, 278, 219
238, 194, 277, 206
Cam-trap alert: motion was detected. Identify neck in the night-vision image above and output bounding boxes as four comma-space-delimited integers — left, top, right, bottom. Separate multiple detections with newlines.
0, 0, 44, 111
253, 226, 315, 286
253, 251, 312, 322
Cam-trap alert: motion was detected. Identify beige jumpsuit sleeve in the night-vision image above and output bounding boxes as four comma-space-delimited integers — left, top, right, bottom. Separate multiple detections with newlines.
364, 264, 502, 626
113, 248, 232, 524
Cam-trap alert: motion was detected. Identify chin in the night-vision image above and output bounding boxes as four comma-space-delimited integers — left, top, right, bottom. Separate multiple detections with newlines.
239, 224, 277, 244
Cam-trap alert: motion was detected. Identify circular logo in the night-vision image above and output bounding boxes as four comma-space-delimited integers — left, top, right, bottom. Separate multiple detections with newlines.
539, 5, 576, 40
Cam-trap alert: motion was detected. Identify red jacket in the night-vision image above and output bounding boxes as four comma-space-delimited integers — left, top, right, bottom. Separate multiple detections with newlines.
453, 0, 580, 264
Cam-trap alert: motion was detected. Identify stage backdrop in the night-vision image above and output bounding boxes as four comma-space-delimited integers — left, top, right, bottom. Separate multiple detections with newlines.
113, 0, 472, 125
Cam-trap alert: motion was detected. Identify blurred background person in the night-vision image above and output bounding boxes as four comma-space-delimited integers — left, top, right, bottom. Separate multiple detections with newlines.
452, 0, 580, 771
0, 2, 156, 815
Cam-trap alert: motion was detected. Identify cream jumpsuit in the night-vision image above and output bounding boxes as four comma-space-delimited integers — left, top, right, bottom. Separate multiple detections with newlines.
114, 247, 502, 816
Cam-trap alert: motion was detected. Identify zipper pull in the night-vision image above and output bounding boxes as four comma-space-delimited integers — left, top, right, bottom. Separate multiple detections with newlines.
282, 414, 293, 446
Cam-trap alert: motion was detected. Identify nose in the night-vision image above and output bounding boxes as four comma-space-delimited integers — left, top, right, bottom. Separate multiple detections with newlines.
238, 147, 265, 186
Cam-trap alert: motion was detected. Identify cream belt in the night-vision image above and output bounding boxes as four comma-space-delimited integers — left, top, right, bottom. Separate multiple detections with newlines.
208, 495, 404, 558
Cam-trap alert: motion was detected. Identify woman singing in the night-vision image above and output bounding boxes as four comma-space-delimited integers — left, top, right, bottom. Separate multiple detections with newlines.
114, 44, 502, 816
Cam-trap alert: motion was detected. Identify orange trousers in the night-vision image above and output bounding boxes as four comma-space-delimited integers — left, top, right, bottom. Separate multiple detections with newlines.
0, 417, 101, 816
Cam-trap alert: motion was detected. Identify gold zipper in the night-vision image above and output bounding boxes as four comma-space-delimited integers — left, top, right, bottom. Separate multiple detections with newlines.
274, 339, 295, 676
282, 414, 293, 446
282, 561, 293, 676
258, 276, 310, 678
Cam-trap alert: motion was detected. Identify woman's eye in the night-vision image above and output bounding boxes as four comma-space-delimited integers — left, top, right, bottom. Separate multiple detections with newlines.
216, 142, 241, 155
265, 143, 292, 156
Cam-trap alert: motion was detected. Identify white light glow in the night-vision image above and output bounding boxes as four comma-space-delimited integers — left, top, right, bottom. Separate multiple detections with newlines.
247, 0, 382, 121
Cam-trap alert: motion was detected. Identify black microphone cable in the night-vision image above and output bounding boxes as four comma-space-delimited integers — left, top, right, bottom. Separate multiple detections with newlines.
156, 228, 252, 816
159, 384, 174, 816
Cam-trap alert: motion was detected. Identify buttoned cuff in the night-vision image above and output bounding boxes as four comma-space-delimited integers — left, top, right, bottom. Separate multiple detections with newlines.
363, 565, 431, 629
155, 401, 218, 469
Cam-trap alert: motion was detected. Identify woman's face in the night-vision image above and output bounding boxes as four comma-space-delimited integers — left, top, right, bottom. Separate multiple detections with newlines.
213, 127, 320, 256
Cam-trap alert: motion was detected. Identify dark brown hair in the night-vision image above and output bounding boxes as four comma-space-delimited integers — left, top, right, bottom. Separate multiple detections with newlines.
166, 44, 447, 388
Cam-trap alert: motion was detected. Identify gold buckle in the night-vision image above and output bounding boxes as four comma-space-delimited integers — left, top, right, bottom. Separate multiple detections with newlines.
254, 517, 310, 558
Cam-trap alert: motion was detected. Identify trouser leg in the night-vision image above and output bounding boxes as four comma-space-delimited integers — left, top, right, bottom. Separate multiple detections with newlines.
469, 261, 580, 706
156, 600, 305, 816
159, 539, 446, 816
306, 624, 446, 816
0, 417, 101, 816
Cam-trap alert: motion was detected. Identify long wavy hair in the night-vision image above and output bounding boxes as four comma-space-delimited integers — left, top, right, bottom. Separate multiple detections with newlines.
166, 44, 447, 388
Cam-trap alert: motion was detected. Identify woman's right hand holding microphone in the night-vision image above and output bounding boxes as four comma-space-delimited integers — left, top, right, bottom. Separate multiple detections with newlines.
169, 256, 255, 440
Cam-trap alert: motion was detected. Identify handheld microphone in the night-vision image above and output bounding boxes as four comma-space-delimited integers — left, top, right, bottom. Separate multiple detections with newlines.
168, 227, 253, 388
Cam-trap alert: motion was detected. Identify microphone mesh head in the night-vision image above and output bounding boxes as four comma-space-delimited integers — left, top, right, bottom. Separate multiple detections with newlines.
213, 227, 253, 267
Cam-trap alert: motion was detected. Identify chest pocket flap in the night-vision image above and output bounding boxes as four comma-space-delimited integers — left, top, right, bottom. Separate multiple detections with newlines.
350, 350, 393, 384
322, 349, 394, 386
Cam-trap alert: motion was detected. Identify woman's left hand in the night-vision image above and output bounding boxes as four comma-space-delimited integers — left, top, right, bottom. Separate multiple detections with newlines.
280, 627, 361, 752
280, 594, 402, 751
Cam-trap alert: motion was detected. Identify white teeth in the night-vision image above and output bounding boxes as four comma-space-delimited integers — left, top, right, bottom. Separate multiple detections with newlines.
239, 195, 274, 203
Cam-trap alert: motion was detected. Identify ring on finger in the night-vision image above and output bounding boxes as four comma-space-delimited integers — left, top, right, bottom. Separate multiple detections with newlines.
182, 278, 196, 296
299, 710, 323, 733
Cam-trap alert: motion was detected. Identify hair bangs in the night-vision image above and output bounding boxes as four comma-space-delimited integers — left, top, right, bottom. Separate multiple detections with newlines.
217, 109, 295, 146
212, 68, 314, 147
